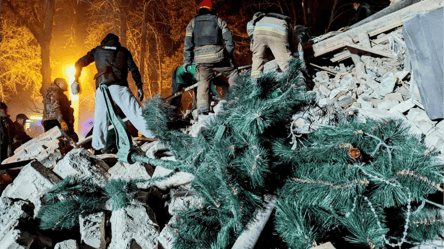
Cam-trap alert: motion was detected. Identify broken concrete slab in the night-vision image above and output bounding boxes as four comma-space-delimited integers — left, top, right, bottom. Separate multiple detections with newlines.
0, 198, 34, 242
108, 202, 159, 249
378, 72, 398, 96
108, 161, 154, 189
146, 141, 168, 159
80, 212, 106, 249
1, 161, 62, 217
389, 99, 415, 114
54, 240, 79, 249
340, 74, 357, 90
167, 194, 204, 216
378, 100, 400, 110
383, 92, 404, 103
0, 229, 34, 249
151, 166, 194, 191
318, 98, 333, 107
53, 148, 110, 186
3, 126, 71, 166
158, 216, 179, 249
318, 86, 331, 98
336, 95, 355, 109
424, 129, 444, 150
406, 108, 436, 126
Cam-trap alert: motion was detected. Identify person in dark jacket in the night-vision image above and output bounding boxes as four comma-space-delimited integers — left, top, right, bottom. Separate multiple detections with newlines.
0, 102, 13, 162
42, 78, 79, 142
11, 114, 31, 151
183, 0, 238, 116
74, 33, 155, 154
349, 0, 374, 26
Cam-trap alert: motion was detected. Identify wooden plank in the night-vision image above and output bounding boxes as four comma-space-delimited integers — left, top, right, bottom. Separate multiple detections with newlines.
346, 43, 397, 59
358, 32, 372, 48
313, 0, 442, 58
368, 20, 404, 37
333, 50, 348, 58
331, 51, 351, 62
309, 63, 337, 75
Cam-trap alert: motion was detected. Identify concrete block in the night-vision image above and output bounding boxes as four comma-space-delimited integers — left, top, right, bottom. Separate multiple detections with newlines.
80, 212, 106, 249
378, 100, 400, 110
213, 100, 226, 115
146, 141, 168, 159
417, 120, 434, 135
0, 229, 34, 249
357, 98, 374, 110
1, 161, 62, 216
318, 98, 332, 107
406, 108, 436, 125
158, 216, 179, 249
424, 129, 444, 150
340, 74, 357, 90
54, 240, 79, 249
384, 92, 404, 102
108, 202, 159, 249
0, 198, 33, 242
336, 95, 354, 109
378, 72, 398, 96
167, 194, 204, 216
315, 71, 329, 82
53, 148, 110, 186
189, 113, 217, 137
395, 70, 410, 81
318, 86, 331, 98
389, 99, 415, 114
109, 161, 154, 189
152, 166, 194, 191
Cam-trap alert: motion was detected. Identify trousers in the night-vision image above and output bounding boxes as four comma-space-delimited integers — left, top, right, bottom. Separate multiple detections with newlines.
92, 85, 154, 150
251, 34, 293, 78
196, 58, 238, 114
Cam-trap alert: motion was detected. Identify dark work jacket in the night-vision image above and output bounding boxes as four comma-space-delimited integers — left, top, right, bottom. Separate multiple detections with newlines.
75, 39, 142, 89
42, 85, 75, 125
11, 121, 31, 151
0, 116, 13, 162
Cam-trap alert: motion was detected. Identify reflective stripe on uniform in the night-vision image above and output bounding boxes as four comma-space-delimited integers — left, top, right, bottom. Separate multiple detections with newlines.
251, 70, 261, 76
255, 26, 286, 36
186, 32, 192, 37
255, 22, 287, 35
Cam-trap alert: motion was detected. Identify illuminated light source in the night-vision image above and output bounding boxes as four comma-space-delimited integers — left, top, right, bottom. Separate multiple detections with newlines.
29, 115, 42, 120
66, 65, 79, 101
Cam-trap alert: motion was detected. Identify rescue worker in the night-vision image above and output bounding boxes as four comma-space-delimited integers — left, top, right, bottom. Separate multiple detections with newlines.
0, 102, 13, 162
168, 63, 228, 118
11, 114, 31, 151
183, 0, 238, 116
247, 12, 296, 78
349, 0, 373, 26
42, 78, 79, 142
74, 33, 155, 154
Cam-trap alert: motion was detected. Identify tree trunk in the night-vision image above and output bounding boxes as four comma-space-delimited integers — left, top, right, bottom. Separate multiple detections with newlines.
140, 1, 150, 96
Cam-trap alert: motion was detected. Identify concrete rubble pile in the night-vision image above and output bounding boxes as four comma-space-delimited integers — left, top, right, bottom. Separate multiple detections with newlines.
0, 125, 202, 248
0, 1, 442, 248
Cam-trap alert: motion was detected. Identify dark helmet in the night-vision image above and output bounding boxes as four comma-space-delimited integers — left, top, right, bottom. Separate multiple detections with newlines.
0, 102, 7, 111
16, 114, 29, 120
54, 78, 68, 91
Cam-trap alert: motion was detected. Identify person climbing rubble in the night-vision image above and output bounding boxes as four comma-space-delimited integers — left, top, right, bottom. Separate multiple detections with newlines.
74, 33, 155, 155
168, 63, 228, 119
11, 114, 31, 151
42, 78, 79, 142
183, 0, 239, 117
247, 12, 296, 78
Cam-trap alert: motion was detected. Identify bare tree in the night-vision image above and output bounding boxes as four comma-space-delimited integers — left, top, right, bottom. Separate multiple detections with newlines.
4, 0, 58, 94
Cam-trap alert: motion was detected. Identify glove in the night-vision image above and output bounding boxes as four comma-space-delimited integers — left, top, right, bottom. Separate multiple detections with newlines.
137, 87, 144, 101
60, 121, 69, 132
71, 82, 80, 95
183, 63, 191, 73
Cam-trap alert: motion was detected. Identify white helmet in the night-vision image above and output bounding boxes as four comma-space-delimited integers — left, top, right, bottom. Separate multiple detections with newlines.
54, 78, 68, 91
